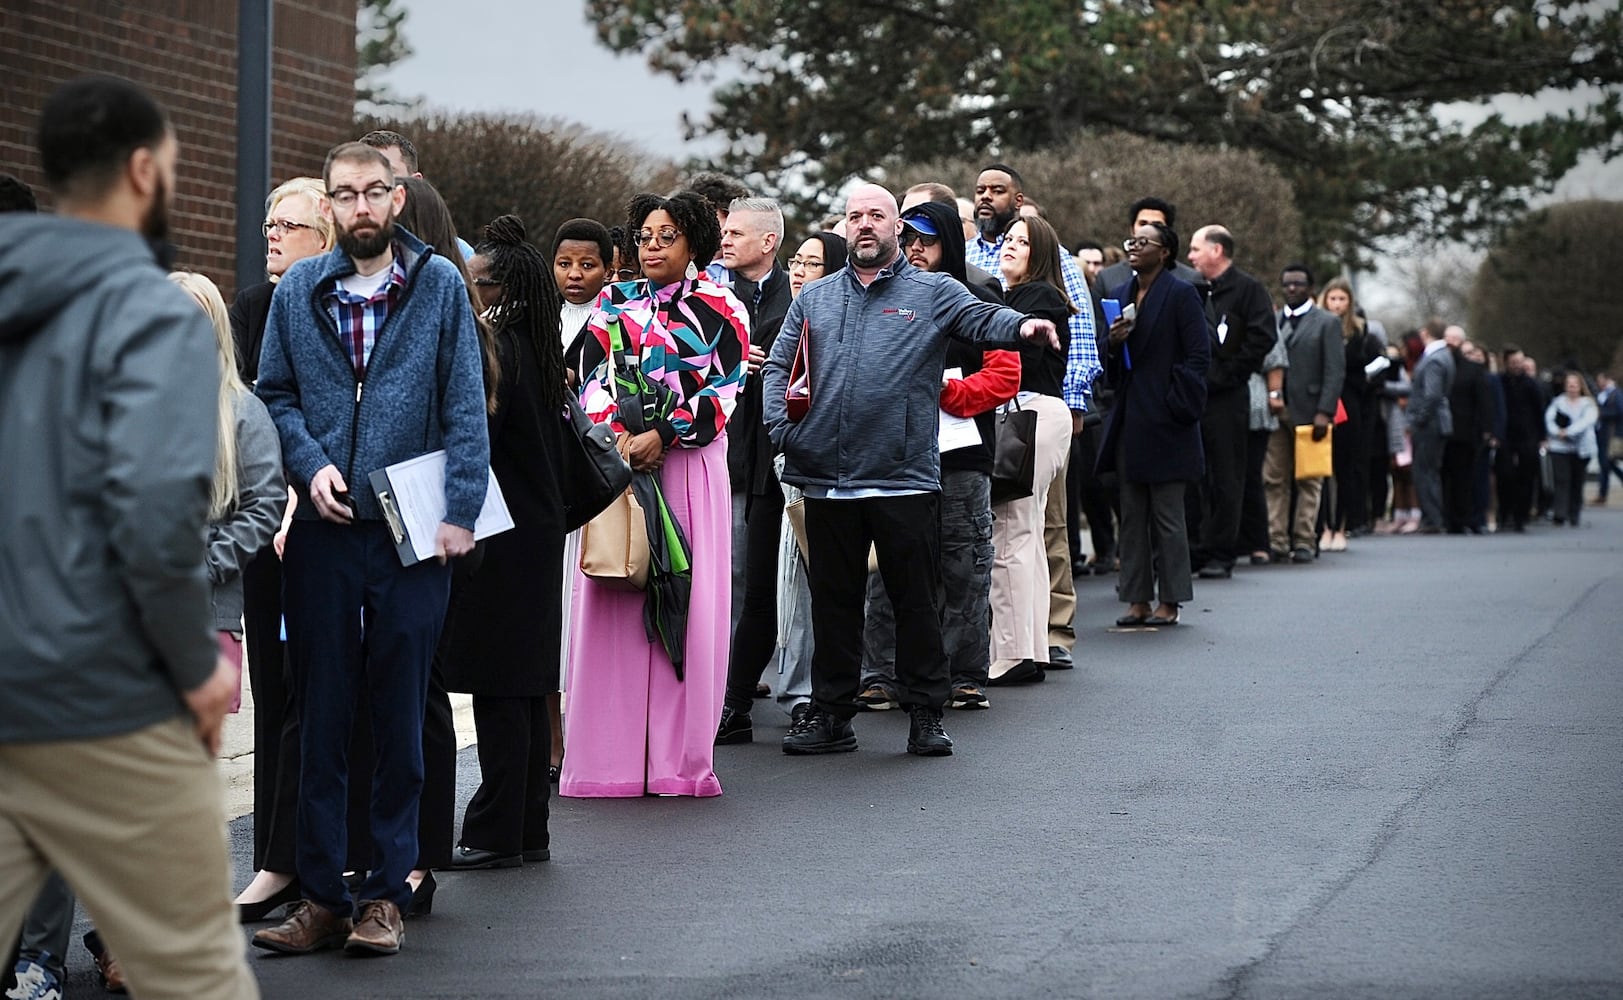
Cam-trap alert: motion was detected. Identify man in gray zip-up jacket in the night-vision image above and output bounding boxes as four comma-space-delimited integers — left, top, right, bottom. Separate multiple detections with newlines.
252, 142, 488, 958
761, 183, 1057, 758
0, 74, 256, 1000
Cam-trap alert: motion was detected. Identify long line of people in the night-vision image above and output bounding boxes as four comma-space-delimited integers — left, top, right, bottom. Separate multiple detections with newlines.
5, 83, 1618, 995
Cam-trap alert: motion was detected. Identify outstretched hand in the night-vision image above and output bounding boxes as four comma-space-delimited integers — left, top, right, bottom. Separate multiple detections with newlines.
1019, 318, 1061, 353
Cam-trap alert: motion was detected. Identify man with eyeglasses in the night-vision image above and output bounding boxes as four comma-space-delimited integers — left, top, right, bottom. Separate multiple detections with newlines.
253, 141, 490, 957
715, 197, 794, 745
1261, 264, 1345, 562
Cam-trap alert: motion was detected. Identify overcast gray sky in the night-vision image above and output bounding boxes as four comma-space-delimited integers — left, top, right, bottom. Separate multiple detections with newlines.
381, 2, 718, 155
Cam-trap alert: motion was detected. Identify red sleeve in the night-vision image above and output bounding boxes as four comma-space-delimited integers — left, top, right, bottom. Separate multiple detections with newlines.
940, 349, 1021, 417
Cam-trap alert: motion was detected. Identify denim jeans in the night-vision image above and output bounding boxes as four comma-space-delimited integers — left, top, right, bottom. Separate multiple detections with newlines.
861, 470, 994, 690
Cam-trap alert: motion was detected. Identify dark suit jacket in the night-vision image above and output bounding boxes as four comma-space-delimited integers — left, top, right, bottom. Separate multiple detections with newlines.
1094, 271, 1211, 484
228, 280, 275, 383
1410, 343, 1455, 437
1200, 264, 1276, 395
728, 263, 793, 495
1278, 305, 1345, 427
1447, 351, 1494, 445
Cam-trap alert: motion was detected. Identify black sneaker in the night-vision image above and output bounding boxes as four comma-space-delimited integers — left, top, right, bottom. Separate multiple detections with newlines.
782, 706, 857, 755
906, 706, 954, 756
789, 702, 811, 725
715, 705, 752, 745
948, 684, 989, 710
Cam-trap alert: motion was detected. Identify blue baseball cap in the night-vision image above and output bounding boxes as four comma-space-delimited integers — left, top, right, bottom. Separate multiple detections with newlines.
900, 211, 938, 237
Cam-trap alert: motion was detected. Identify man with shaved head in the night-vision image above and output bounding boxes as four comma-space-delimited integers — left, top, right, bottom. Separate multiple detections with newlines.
762, 183, 1059, 758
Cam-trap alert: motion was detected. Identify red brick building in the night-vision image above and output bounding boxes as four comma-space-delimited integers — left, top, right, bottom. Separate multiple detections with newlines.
0, 0, 357, 296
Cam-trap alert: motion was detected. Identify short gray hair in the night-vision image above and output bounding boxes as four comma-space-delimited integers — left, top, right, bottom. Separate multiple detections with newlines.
728, 196, 784, 240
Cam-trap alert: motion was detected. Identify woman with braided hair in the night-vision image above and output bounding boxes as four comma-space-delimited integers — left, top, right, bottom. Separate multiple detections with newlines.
440, 214, 570, 868
563, 190, 749, 798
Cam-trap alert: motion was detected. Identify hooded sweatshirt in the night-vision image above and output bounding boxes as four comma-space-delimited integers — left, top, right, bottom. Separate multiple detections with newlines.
0, 215, 219, 742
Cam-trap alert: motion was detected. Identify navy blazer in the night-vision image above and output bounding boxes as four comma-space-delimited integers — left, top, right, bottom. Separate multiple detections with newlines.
1095, 271, 1212, 484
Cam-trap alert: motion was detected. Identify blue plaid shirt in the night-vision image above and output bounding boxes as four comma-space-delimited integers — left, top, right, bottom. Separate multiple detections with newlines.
323, 256, 408, 380
967, 235, 1100, 411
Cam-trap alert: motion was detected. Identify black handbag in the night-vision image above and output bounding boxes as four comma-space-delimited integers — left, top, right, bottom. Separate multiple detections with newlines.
559, 393, 634, 532
990, 398, 1038, 505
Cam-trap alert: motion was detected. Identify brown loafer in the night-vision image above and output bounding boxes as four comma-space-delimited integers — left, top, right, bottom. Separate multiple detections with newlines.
252, 900, 354, 955
94, 948, 127, 993
345, 899, 404, 956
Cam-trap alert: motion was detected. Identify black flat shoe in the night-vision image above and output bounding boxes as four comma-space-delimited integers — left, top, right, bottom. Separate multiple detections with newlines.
1146, 608, 1181, 627
522, 847, 551, 863
449, 845, 522, 870
237, 879, 301, 923
1114, 613, 1149, 628
406, 871, 436, 918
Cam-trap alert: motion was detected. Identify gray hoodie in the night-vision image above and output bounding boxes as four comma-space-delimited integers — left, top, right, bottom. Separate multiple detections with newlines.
0, 215, 219, 743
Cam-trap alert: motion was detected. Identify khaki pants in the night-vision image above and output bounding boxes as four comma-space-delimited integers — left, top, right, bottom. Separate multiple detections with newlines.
1044, 446, 1076, 652
0, 717, 258, 1000
990, 394, 1073, 669
1263, 424, 1323, 553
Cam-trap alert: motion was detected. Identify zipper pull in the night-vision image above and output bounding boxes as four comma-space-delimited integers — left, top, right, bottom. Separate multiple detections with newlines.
356, 381, 364, 402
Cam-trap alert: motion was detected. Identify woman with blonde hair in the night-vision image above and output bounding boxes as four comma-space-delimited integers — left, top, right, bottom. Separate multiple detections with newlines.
1317, 276, 1383, 551
169, 271, 286, 710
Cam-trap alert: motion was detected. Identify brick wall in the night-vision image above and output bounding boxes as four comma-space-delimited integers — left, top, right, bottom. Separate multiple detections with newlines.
0, 0, 356, 297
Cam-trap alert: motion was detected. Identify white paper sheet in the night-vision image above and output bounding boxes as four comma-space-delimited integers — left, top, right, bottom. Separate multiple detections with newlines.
379, 450, 514, 563
938, 366, 983, 452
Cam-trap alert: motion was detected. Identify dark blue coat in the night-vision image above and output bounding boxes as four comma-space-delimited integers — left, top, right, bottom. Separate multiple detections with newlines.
1094, 271, 1211, 484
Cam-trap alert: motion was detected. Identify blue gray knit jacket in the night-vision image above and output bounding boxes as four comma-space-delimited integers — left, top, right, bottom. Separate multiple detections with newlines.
256, 228, 490, 528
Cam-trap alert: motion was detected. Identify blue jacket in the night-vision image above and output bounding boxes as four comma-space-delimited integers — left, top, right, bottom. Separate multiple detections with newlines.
761, 254, 1030, 492
257, 229, 490, 527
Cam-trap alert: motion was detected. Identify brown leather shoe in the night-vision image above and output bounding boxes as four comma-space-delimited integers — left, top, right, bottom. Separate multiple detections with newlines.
251, 900, 354, 954
345, 899, 404, 956
93, 948, 127, 993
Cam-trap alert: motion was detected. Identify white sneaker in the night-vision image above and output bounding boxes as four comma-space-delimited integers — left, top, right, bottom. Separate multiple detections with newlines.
6, 958, 62, 1000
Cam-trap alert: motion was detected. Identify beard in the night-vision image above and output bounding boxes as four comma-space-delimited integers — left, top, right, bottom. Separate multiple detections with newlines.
337, 213, 396, 260
140, 173, 171, 243
976, 205, 1016, 241
850, 230, 898, 269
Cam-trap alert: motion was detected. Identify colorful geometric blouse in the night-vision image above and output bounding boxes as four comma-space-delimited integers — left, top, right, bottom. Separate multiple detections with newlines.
578, 277, 750, 449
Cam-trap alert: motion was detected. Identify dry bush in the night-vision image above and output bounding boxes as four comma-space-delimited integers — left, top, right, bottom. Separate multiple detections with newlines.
891, 131, 1303, 285
358, 111, 681, 250
1469, 199, 1623, 371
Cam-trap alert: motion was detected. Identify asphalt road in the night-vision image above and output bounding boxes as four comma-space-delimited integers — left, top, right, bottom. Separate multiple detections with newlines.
63, 510, 1623, 999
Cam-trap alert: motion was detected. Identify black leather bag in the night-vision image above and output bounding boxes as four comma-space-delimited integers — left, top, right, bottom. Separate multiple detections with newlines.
560, 394, 634, 532
990, 399, 1038, 505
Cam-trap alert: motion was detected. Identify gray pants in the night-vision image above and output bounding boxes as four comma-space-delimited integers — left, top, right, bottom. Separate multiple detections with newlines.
1118, 478, 1194, 606
14, 872, 73, 977
1412, 426, 1446, 530
862, 470, 994, 689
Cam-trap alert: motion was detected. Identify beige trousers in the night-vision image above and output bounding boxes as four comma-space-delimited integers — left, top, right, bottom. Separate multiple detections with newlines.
0, 717, 258, 1000
990, 394, 1073, 669
1263, 423, 1324, 553
1045, 445, 1076, 651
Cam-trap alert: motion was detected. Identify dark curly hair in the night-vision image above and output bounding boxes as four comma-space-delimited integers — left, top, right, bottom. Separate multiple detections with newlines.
626, 190, 721, 277
475, 214, 567, 410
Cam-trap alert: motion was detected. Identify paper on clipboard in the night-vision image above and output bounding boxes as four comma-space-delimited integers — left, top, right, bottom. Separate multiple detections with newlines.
379, 451, 514, 564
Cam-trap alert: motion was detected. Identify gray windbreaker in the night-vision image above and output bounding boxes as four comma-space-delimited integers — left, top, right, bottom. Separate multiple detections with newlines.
0, 215, 219, 743
761, 254, 1030, 493
209, 392, 285, 633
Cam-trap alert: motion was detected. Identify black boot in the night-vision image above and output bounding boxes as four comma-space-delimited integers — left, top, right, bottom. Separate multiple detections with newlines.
906, 705, 954, 756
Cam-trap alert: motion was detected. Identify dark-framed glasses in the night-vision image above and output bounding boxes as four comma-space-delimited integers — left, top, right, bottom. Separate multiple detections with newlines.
472, 277, 502, 287
634, 228, 681, 248
327, 184, 394, 209
262, 219, 317, 238
614, 268, 640, 280
1123, 236, 1163, 251
786, 257, 825, 271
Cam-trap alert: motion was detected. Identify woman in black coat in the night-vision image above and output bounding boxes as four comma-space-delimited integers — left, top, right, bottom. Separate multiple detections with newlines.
1095, 221, 1211, 628
442, 215, 570, 869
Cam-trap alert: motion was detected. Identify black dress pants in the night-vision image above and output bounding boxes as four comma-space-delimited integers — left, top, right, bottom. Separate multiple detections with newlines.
459, 696, 550, 856
1191, 387, 1249, 570
803, 494, 947, 718
1496, 443, 1539, 529
722, 482, 785, 714
1442, 439, 1478, 532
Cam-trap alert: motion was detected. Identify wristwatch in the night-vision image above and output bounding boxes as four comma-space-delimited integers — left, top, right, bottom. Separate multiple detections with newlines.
1268, 390, 1282, 399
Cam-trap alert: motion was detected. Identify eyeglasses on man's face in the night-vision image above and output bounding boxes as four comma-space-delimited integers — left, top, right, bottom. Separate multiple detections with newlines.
634, 228, 681, 248
327, 184, 394, 209
786, 257, 825, 271
900, 231, 939, 249
1123, 236, 1163, 251
263, 219, 317, 238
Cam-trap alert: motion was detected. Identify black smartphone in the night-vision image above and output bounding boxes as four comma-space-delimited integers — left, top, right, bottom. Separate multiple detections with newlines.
332, 488, 358, 519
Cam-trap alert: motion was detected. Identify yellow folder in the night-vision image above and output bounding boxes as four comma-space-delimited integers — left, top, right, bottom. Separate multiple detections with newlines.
1294, 424, 1333, 480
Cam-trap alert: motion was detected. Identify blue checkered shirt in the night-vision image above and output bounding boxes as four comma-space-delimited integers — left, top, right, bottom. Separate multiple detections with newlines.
967, 235, 1100, 411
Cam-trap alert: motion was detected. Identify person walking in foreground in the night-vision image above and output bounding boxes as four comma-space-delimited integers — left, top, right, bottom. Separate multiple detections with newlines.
761, 183, 1060, 757
0, 74, 257, 999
